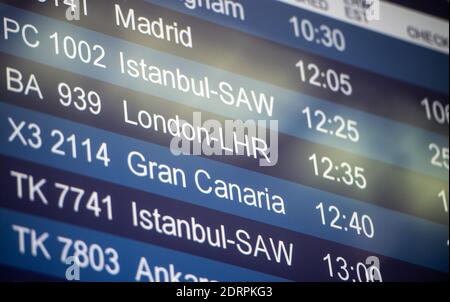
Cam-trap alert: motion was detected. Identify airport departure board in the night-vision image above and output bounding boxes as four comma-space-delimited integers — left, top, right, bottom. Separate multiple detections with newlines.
0, 0, 448, 282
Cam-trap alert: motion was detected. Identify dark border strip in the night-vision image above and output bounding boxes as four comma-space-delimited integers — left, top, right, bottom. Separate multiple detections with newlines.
385, 0, 449, 20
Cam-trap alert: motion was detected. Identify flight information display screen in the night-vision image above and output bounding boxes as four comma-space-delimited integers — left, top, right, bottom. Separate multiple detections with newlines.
0, 0, 448, 282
